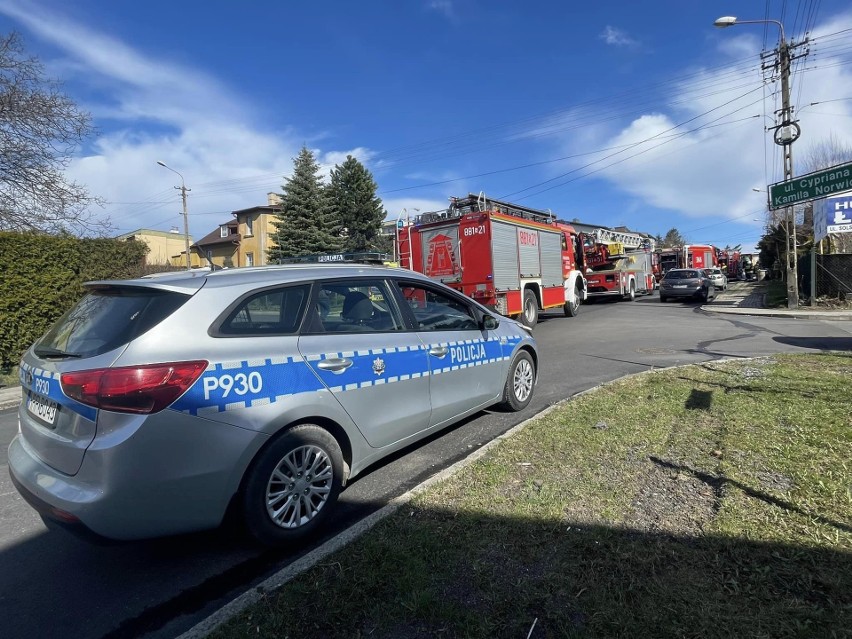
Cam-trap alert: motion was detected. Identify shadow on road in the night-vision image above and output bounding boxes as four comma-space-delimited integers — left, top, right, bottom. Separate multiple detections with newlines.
773, 336, 852, 351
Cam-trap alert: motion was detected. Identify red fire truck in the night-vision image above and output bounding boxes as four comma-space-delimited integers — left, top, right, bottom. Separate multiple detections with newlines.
396, 193, 587, 327
728, 251, 759, 280
583, 229, 657, 301
656, 244, 719, 280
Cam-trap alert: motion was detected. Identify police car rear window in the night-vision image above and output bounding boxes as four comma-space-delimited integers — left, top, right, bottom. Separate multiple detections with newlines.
35, 287, 190, 359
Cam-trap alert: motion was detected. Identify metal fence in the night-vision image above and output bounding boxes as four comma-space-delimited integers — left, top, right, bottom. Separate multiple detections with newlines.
799, 254, 852, 300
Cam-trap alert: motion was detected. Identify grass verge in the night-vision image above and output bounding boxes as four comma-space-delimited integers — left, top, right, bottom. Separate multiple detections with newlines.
764, 280, 788, 308
212, 354, 852, 639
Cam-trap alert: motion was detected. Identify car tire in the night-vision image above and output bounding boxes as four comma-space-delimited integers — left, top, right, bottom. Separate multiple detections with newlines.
498, 350, 535, 411
241, 424, 344, 546
563, 285, 581, 317
521, 289, 538, 328
659, 295, 667, 303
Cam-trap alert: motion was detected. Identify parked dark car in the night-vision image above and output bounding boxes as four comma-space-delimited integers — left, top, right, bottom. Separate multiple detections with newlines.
659, 268, 716, 303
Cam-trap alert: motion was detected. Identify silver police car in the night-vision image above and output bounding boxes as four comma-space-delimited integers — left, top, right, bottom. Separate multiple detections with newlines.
8, 264, 537, 545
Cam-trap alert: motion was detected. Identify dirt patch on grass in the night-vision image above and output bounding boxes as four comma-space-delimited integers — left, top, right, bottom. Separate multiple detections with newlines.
624, 459, 720, 535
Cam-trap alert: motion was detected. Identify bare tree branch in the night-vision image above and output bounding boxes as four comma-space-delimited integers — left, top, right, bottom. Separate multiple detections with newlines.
0, 31, 110, 235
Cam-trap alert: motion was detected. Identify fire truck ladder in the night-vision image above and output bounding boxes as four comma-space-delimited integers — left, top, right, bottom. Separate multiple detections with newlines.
592, 228, 647, 250
447, 192, 555, 224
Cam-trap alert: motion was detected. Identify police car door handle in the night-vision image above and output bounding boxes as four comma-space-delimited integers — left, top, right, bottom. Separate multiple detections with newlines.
429, 346, 448, 358
317, 358, 353, 373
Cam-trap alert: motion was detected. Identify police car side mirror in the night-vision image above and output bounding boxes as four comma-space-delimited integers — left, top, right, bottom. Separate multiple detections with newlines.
481, 314, 499, 331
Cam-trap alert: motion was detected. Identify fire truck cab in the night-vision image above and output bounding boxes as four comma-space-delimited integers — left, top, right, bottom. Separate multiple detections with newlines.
396, 194, 587, 328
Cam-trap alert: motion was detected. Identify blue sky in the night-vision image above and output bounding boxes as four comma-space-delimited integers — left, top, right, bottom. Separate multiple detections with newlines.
2, 0, 851, 252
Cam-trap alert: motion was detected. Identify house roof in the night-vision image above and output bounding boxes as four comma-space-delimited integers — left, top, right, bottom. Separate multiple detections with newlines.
194, 221, 240, 248
231, 204, 281, 217
116, 228, 194, 242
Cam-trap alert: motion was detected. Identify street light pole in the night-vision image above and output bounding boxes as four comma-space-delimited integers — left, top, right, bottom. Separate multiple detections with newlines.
714, 16, 802, 308
156, 161, 192, 270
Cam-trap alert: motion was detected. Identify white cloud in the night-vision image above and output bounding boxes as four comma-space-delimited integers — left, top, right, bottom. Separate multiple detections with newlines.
544, 11, 852, 228
0, 0, 376, 237
427, 1, 456, 22
600, 26, 638, 47
381, 197, 450, 220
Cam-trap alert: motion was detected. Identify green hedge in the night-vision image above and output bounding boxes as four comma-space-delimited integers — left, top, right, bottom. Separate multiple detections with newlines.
0, 232, 152, 369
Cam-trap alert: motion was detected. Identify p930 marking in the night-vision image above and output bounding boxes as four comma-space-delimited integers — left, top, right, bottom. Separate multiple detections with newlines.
203, 372, 263, 400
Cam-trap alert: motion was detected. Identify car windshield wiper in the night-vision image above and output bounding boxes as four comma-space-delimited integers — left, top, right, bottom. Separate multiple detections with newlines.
34, 346, 82, 359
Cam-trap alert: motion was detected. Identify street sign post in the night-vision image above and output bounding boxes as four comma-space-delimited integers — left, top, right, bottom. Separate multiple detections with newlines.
769, 161, 852, 210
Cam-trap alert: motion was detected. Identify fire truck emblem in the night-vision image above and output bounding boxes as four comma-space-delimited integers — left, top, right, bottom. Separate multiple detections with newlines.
372, 357, 386, 376
425, 233, 458, 277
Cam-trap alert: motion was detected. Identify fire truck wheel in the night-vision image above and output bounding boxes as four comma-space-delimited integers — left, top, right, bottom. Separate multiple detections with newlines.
521, 290, 538, 328
498, 350, 535, 411
564, 292, 580, 317
626, 281, 636, 302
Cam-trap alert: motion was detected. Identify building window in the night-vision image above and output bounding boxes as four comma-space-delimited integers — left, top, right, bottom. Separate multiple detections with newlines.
245, 216, 254, 237
246, 252, 254, 267
220, 225, 229, 238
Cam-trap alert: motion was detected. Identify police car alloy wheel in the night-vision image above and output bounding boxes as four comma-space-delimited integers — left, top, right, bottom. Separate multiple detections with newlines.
242, 424, 344, 546
499, 350, 535, 411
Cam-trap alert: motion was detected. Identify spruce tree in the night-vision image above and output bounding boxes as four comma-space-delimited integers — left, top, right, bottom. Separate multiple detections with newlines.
329, 156, 386, 253
662, 228, 687, 248
268, 147, 337, 262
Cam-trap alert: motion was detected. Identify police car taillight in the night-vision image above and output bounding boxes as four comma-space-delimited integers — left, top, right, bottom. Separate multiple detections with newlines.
61, 361, 208, 414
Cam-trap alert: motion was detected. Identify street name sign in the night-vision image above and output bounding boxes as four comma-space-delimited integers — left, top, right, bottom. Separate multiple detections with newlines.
768, 161, 852, 210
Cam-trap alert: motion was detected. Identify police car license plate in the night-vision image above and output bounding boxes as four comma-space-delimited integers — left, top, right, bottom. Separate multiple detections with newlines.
27, 393, 57, 425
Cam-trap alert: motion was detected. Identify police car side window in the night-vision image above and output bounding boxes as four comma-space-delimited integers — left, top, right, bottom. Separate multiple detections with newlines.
304, 279, 404, 333
399, 283, 477, 331
219, 284, 310, 335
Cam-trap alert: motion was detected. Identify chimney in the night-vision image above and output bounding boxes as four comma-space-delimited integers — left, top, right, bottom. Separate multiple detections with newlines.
267, 192, 283, 206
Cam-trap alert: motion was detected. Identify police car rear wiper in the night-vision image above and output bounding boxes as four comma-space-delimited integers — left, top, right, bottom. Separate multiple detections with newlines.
34, 346, 82, 359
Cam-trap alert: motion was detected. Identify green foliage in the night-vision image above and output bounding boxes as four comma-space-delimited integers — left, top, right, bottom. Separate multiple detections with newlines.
267, 147, 338, 262
0, 231, 148, 368
758, 223, 786, 280
662, 227, 687, 247
329, 156, 385, 253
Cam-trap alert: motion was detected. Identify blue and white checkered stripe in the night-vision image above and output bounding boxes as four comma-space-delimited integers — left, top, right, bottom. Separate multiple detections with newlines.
19, 361, 97, 421
172, 355, 323, 416
172, 335, 522, 416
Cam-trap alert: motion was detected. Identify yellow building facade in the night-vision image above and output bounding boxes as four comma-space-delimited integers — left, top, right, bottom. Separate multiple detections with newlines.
231, 194, 282, 267
117, 228, 200, 266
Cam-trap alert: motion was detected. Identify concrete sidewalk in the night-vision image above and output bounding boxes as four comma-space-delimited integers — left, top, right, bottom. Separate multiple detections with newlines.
701, 280, 852, 320
0, 384, 20, 411
0, 386, 21, 410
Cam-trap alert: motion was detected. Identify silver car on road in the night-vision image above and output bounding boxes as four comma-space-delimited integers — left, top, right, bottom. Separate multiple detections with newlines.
9, 264, 537, 545
703, 267, 727, 291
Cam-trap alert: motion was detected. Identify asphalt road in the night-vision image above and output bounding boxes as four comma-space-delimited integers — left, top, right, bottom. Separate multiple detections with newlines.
1, 296, 850, 639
